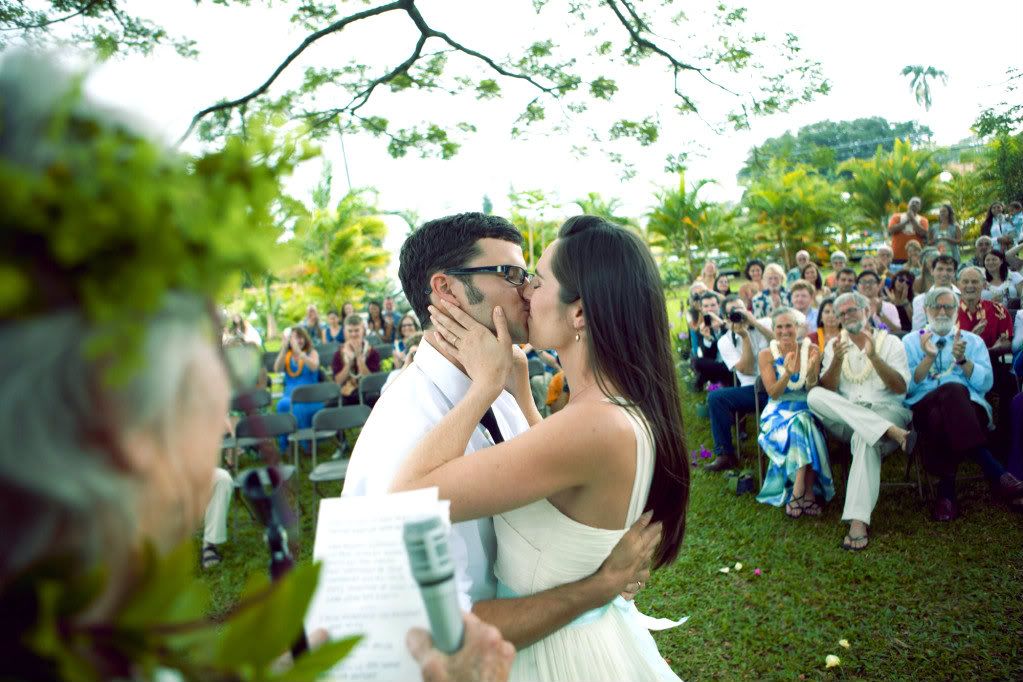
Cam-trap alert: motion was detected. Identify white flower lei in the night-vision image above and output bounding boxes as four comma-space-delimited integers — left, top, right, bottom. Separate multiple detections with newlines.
839, 329, 888, 385
770, 337, 811, 390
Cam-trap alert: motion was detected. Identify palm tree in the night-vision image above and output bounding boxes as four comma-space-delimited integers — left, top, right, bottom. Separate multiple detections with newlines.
646, 171, 716, 280
901, 65, 948, 111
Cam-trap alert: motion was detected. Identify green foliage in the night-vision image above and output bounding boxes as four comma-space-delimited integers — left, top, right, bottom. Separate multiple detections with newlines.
973, 67, 1023, 137
940, 169, 996, 240
983, 133, 1023, 203
647, 171, 718, 280
739, 117, 933, 180
19, 540, 358, 680
839, 139, 942, 234
740, 162, 839, 266
901, 64, 948, 111
291, 190, 390, 311
0, 76, 312, 380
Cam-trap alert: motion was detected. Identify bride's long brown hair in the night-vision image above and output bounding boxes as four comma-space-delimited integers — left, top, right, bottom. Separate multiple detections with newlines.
552, 215, 689, 567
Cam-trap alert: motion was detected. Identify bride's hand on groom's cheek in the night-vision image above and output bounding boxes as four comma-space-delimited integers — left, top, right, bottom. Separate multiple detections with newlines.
430, 301, 513, 392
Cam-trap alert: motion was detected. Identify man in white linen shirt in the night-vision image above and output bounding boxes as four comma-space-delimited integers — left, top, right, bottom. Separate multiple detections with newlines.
911, 254, 960, 331
342, 212, 657, 649
808, 292, 914, 552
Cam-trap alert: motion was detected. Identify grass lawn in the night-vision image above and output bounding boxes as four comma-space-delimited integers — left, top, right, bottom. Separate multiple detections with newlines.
203, 289, 1023, 680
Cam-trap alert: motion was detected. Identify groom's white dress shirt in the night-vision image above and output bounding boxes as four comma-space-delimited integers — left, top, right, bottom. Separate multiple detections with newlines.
342, 337, 530, 610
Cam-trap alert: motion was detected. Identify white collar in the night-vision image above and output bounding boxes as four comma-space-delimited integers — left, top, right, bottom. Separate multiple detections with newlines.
412, 336, 472, 407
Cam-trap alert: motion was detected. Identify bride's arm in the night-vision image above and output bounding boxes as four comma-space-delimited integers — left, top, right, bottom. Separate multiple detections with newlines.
391, 397, 619, 522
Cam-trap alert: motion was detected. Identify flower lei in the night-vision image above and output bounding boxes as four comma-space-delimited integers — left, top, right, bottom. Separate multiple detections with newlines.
770, 337, 811, 390
284, 349, 305, 377
839, 330, 888, 384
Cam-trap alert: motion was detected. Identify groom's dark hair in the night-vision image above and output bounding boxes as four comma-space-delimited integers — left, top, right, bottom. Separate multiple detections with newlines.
399, 212, 522, 326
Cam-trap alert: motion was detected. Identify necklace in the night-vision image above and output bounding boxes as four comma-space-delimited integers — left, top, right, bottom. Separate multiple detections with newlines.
770, 337, 811, 390
839, 330, 887, 384
284, 350, 305, 377
925, 326, 957, 380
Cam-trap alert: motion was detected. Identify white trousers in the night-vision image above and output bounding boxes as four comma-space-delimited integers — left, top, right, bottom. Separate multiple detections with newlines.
807, 388, 910, 525
204, 467, 233, 545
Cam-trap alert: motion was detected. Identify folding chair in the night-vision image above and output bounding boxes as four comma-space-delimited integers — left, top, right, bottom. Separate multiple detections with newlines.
309, 405, 372, 501
235, 413, 297, 451
373, 343, 394, 361
316, 343, 339, 364
263, 351, 284, 399
287, 382, 342, 467
358, 371, 391, 408
230, 388, 271, 414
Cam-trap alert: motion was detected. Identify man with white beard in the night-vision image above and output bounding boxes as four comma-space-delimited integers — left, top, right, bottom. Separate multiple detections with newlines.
808, 292, 913, 551
903, 287, 1023, 521
911, 254, 959, 331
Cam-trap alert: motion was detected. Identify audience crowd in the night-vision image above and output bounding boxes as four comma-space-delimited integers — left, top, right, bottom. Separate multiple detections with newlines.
687, 196, 1023, 551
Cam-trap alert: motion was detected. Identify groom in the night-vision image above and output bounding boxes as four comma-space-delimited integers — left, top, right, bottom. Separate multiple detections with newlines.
343, 212, 660, 648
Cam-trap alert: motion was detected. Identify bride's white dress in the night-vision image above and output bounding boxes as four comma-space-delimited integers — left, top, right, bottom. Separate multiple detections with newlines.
493, 401, 682, 682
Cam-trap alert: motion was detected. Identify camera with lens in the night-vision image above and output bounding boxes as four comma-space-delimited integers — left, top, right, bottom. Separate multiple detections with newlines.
728, 310, 746, 324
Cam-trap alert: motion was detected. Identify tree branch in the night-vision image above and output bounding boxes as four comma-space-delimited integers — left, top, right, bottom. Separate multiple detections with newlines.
0, 0, 105, 33
603, 0, 737, 98
177, 0, 406, 145
345, 32, 428, 114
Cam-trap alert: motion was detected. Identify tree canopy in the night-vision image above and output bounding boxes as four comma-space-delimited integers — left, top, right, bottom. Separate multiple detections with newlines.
1, 1, 830, 172
739, 117, 933, 180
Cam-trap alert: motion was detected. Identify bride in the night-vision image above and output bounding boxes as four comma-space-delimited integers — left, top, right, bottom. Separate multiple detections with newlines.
392, 215, 689, 681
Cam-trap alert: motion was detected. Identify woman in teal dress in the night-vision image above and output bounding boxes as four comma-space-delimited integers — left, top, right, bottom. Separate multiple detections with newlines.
755, 307, 834, 518
273, 326, 324, 452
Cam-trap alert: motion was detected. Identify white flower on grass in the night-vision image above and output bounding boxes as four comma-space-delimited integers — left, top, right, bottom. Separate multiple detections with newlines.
734, 562, 743, 570
838, 639, 850, 649
825, 655, 841, 668
718, 566, 730, 573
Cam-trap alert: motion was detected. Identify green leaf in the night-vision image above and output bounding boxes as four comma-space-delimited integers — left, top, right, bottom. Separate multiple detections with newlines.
117, 542, 209, 627
268, 636, 363, 682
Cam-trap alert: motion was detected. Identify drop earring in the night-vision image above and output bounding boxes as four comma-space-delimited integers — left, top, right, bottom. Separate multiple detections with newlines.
575, 333, 581, 342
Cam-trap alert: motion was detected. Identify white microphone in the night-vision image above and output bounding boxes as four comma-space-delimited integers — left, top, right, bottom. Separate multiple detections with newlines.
403, 516, 465, 653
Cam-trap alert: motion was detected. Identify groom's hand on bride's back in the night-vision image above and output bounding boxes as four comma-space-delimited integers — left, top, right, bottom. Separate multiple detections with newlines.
597, 510, 661, 601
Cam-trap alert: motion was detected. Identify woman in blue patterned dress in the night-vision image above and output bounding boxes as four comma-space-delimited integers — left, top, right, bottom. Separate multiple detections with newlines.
756, 307, 834, 518
273, 326, 323, 452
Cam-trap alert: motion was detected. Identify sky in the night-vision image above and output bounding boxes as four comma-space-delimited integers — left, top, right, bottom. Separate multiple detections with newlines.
69, 0, 1023, 280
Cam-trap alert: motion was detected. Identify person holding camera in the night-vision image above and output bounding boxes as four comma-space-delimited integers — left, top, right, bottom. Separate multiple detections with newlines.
704, 296, 773, 472
692, 292, 733, 391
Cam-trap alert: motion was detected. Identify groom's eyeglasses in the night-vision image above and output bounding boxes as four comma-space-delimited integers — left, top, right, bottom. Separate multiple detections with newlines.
444, 265, 533, 287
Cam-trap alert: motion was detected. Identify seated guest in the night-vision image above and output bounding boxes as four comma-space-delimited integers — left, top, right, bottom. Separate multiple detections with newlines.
929, 204, 962, 265
980, 250, 1023, 307
303, 304, 325, 343
833, 267, 857, 296
859, 255, 878, 278
751, 263, 791, 317
341, 300, 356, 319
904, 239, 924, 278
201, 467, 234, 569
957, 266, 1013, 355
714, 273, 732, 297
367, 300, 396, 344
789, 279, 819, 332
697, 259, 720, 291
888, 270, 916, 333
545, 369, 570, 414
800, 262, 827, 301
809, 292, 913, 551
825, 251, 848, 288
522, 343, 561, 411
913, 247, 939, 295
903, 288, 1023, 520
692, 292, 733, 390
787, 250, 811, 284
875, 245, 896, 288
684, 281, 709, 357
393, 313, 422, 364
704, 296, 773, 472
912, 254, 959, 330
324, 309, 344, 343
274, 327, 323, 451
333, 314, 382, 405
383, 295, 404, 328
738, 258, 765, 309
227, 314, 263, 348
972, 235, 994, 269
815, 297, 841, 351
756, 308, 833, 518
992, 200, 1022, 252
382, 332, 422, 394
856, 270, 900, 334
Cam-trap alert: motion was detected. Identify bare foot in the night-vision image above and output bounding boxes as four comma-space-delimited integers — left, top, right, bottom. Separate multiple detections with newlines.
841, 520, 869, 550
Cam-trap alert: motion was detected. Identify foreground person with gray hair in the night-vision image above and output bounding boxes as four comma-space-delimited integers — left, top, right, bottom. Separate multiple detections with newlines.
808, 292, 914, 551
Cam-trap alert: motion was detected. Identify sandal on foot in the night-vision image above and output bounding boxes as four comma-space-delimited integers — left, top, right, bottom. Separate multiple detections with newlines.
785, 493, 807, 519
201, 544, 222, 569
801, 497, 823, 517
840, 532, 869, 551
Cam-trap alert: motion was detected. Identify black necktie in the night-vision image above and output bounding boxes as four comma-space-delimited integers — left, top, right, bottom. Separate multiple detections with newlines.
479, 407, 505, 444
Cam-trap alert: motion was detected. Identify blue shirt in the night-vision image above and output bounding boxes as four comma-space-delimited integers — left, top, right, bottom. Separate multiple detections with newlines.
903, 328, 993, 423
